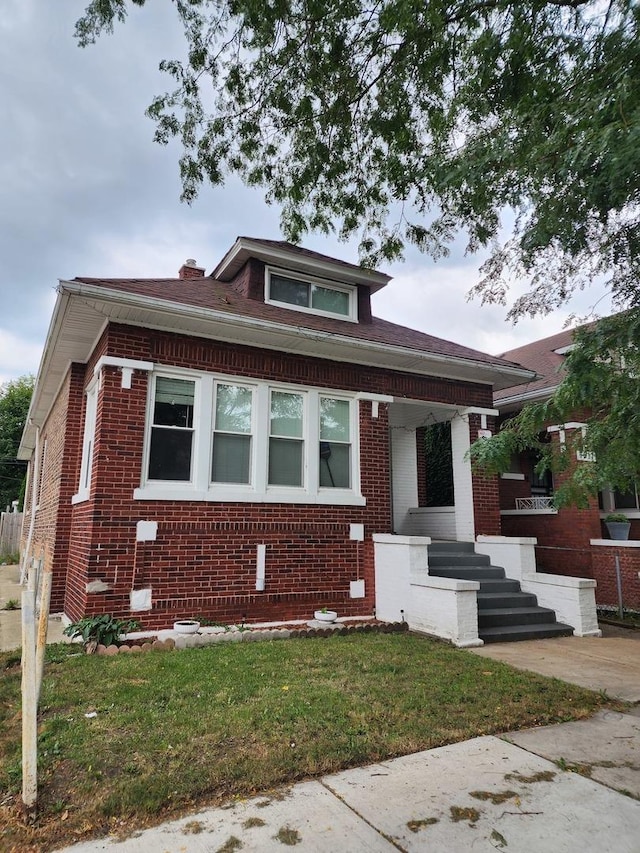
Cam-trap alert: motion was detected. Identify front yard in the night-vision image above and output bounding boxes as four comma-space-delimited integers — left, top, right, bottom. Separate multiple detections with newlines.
0, 632, 616, 852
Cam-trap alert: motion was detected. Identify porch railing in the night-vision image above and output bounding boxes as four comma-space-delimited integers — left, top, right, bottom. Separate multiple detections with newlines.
515, 496, 555, 510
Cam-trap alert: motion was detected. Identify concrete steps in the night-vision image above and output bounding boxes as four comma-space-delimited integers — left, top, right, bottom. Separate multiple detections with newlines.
428, 542, 573, 644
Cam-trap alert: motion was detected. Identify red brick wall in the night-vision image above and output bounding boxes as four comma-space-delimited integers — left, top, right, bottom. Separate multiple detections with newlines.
498, 476, 531, 509
470, 415, 501, 536
21, 365, 86, 613
58, 323, 497, 629
590, 546, 640, 610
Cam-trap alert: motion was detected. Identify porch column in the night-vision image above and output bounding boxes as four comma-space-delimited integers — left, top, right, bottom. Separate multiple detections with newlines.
390, 427, 418, 533
450, 415, 475, 541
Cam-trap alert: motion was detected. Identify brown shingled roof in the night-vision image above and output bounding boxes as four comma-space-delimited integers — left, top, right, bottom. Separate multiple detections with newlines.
494, 325, 585, 403
233, 238, 374, 275
73, 274, 525, 372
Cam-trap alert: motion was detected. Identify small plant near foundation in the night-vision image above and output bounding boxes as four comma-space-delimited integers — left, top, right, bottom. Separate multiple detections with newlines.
63, 614, 140, 651
0, 551, 19, 565
3, 598, 19, 611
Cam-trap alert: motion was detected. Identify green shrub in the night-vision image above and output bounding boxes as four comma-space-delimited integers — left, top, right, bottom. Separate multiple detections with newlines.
63, 614, 140, 650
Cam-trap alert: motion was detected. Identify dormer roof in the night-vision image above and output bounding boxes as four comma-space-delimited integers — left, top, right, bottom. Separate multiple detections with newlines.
212, 237, 391, 292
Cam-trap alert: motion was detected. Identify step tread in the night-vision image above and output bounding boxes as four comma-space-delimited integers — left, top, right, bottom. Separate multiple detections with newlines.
428, 566, 505, 579
479, 623, 573, 643
479, 607, 557, 617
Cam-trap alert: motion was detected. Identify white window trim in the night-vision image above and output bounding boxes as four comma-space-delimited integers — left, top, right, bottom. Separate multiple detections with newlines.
143, 370, 202, 490
72, 375, 100, 504
134, 368, 365, 506
265, 266, 358, 322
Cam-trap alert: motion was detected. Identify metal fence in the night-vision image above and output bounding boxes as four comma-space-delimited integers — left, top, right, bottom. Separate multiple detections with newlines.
0, 510, 23, 557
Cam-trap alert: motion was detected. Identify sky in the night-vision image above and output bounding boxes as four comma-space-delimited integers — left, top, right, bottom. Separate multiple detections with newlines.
0, 1, 612, 388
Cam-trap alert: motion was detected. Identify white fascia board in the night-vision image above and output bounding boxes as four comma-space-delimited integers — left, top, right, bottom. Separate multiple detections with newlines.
51, 281, 532, 394
61, 280, 535, 389
213, 237, 391, 291
494, 384, 559, 409
17, 288, 71, 459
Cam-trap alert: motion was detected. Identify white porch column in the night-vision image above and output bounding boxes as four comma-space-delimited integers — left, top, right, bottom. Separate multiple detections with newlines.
450, 415, 475, 541
390, 427, 418, 533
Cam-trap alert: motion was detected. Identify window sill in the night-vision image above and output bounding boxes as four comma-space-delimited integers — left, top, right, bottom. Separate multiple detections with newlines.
71, 492, 90, 505
500, 509, 558, 516
133, 486, 366, 506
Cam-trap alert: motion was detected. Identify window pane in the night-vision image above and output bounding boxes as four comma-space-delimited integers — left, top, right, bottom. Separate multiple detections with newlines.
215, 384, 252, 433
270, 275, 309, 307
311, 285, 350, 316
148, 428, 193, 480
320, 398, 350, 441
613, 487, 639, 510
319, 442, 351, 488
154, 378, 194, 428
271, 391, 303, 437
269, 438, 303, 486
212, 434, 251, 483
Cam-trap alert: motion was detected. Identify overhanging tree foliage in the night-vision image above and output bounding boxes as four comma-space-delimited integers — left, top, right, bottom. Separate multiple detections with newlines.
0, 376, 34, 512
76, 0, 640, 318
469, 310, 640, 507
75, 1, 639, 503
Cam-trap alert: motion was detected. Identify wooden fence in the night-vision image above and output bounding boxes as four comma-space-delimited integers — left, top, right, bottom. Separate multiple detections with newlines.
0, 511, 23, 558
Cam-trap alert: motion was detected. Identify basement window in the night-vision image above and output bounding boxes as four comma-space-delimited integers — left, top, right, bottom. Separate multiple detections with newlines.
266, 268, 357, 321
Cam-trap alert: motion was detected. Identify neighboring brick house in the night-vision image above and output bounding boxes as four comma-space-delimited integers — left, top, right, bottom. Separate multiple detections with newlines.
19, 237, 534, 630
495, 323, 640, 610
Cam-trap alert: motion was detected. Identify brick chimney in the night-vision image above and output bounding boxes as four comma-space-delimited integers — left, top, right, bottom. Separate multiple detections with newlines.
178, 259, 206, 279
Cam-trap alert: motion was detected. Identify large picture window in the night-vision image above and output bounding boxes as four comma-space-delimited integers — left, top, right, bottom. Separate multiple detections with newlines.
148, 377, 195, 481
267, 269, 356, 320
136, 371, 363, 505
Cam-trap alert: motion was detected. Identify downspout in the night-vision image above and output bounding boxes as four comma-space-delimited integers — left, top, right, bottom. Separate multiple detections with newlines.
20, 424, 40, 587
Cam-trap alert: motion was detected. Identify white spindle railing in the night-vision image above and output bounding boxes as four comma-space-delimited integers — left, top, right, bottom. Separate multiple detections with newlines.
515, 496, 555, 510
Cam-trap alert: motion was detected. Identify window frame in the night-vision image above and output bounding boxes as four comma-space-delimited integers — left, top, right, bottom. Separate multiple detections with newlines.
211, 380, 255, 487
72, 375, 99, 504
265, 266, 358, 322
134, 369, 364, 505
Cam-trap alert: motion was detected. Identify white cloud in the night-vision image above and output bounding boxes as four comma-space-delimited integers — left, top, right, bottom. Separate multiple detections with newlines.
0, 330, 43, 386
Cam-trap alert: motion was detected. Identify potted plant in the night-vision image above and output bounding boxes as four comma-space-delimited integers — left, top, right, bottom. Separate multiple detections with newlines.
604, 513, 631, 541
314, 607, 338, 623
173, 619, 201, 634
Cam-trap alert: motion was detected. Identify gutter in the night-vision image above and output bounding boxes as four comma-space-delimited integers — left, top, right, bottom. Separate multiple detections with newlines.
60, 280, 536, 387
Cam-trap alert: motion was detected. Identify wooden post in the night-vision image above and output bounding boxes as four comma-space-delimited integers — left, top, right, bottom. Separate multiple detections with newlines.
36, 570, 52, 702
21, 587, 38, 818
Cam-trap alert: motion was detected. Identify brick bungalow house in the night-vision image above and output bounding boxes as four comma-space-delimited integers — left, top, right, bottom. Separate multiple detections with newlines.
495, 324, 640, 611
18, 237, 535, 630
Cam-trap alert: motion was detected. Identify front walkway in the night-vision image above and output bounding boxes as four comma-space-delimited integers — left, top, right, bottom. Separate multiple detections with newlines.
469, 629, 640, 702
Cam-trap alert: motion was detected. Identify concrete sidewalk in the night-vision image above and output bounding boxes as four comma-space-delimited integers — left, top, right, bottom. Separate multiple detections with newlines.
55, 710, 640, 853
0, 563, 66, 651
4, 559, 640, 852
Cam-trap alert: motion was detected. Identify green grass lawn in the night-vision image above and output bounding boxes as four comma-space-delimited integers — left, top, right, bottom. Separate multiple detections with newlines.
0, 632, 617, 852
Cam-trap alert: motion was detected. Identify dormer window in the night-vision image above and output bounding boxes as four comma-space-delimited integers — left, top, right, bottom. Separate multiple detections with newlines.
266, 267, 357, 321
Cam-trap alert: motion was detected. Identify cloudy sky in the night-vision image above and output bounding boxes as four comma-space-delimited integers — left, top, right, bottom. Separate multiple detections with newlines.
1, 1, 612, 387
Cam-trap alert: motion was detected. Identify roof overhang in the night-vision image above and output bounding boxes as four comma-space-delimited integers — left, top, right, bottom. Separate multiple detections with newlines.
212, 237, 391, 292
18, 280, 535, 457
494, 383, 558, 414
